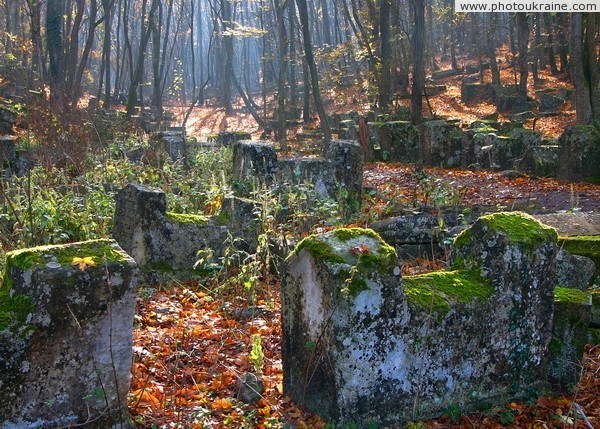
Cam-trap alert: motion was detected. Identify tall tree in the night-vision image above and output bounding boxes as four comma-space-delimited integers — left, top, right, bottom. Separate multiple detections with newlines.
571, 13, 600, 124
516, 13, 529, 97
296, 0, 331, 142
411, 0, 425, 124
274, 0, 288, 149
46, 0, 64, 107
378, 0, 391, 111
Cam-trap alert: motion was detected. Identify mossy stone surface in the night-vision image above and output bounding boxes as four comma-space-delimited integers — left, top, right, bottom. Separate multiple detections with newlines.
0, 277, 34, 334
403, 270, 493, 316
554, 286, 592, 305
6, 238, 131, 271
558, 235, 600, 268
293, 227, 397, 271
454, 212, 557, 250
166, 211, 210, 225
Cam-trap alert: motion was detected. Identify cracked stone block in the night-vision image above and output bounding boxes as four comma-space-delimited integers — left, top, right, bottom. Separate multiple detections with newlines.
283, 214, 560, 426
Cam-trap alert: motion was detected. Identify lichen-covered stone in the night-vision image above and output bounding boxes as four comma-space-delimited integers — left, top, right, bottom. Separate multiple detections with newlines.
150, 129, 188, 164
323, 140, 364, 217
283, 219, 559, 426
462, 128, 525, 170
555, 249, 596, 291
548, 287, 592, 389
0, 135, 16, 172
533, 213, 600, 237
558, 235, 600, 270
276, 158, 333, 198
419, 120, 463, 168
537, 91, 565, 112
461, 82, 494, 103
370, 211, 478, 259
212, 131, 252, 147
232, 140, 278, 185
0, 239, 136, 428
367, 121, 419, 163
112, 184, 228, 280
557, 125, 600, 183
0, 104, 16, 134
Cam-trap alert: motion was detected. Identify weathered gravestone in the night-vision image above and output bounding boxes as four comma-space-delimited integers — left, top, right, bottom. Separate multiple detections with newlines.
112, 183, 228, 279
0, 239, 136, 428
419, 120, 463, 168
0, 135, 16, 175
367, 121, 419, 162
233, 139, 364, 218
149, 128, 188, 164
0, 104, 16, 134
557, 125, 600, 183
232, 141, 278, 185
210, 131, 252, 147
282, 213, 589, 426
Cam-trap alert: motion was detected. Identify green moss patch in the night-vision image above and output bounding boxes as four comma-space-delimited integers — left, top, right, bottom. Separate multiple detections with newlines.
558, 235, 600, 268
294, 238, 346, 265
403, 270, 493, 316
6, 239, 130, 270
456, 212, 557, 249
293, 228, 399, 298
294, 228, 397, 271
554, 287, 591, 305
166, 212, 210, 225
0, 277, 34, 333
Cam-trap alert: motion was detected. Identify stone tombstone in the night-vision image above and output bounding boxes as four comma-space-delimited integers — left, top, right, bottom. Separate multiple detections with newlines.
112, 184, 228, 275
0, 135, 16, 171
548, 287, 592, 388
460, 82, 494, 103
555, 249, 596, 291
232, 140, 278, 186
367, 121, 419, 163
112, 183, 167, 267
323, 139, 364, 212
0, 239, 137, 428
276, 157, 333, 198
283, 213, 560, 427
150, 129, 187, 164
0, 104, 16, 134
557, 125, 600, 183
419, 120, 463, 168
213, 131, 252, 147
537, 91, 565, 112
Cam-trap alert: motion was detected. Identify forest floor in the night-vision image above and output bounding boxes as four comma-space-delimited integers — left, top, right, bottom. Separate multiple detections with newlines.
130, 63, 600, 427
130, 281, 600, 429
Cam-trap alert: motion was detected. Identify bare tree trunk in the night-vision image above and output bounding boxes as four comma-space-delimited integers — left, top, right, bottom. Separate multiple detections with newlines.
275, 0, 288, 149
411, 0, 425, 124
73, 0, 100, 103
126, 0, 159, 116
296, 0, 331, 142
486, 14, 500, 85
47, 0, 64, 108
378, 0, 391, 111
516, 13, 529, 97
26, 0, 46, 90
543, 13, 558, 75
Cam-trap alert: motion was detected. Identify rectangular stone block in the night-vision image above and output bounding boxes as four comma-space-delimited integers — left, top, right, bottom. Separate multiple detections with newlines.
283, 215, 563, 427
0, 239, 137, 428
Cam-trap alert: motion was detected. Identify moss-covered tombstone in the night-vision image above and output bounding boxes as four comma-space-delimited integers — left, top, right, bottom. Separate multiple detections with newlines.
0, 239, 137, 428
282, 216, 561, 427
548, 287, 592, 389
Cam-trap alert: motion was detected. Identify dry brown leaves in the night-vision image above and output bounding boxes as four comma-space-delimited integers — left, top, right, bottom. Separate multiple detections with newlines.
130, 277, 599, 428
363, 163, 600, 214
